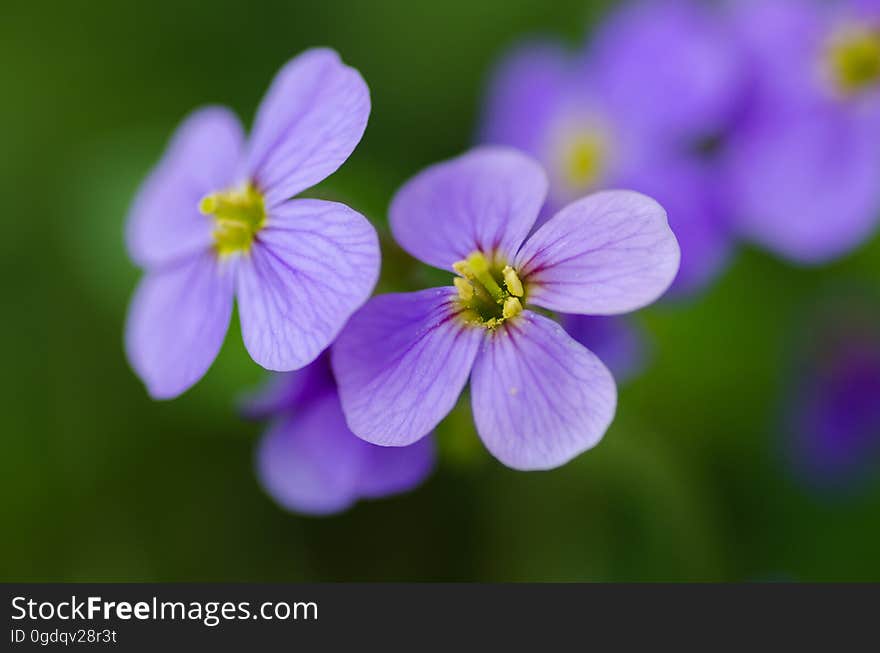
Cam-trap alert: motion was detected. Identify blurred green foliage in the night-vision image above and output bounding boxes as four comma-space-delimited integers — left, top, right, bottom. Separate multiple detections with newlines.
1, 0, 879, 581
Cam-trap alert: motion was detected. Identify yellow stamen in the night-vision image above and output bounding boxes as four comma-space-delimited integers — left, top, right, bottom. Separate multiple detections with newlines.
502, 296, 523, 320
452, 260, 470, 277
502, 265, 524, 297
454, 277, 474, 301
199, 183, 266, 257
453, 259, 494, 305
465, 252, 504, 302
452, 251, 526, 329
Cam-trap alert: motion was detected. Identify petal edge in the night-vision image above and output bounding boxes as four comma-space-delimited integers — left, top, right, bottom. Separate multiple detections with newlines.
471, 311, 617, 470
332, 289, 483, 446
517, 190, 680, 315
390, 147, 548, 269
237, 199, 380, 372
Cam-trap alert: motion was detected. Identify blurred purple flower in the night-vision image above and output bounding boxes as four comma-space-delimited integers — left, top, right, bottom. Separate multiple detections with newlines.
332, 148, 679, 471
125, 49, 379, 399
244, 353, 435, 516
480, 0, 738, 298
787, 317, 880, 490
560, 315, 646, 383
722, 0, 880, 262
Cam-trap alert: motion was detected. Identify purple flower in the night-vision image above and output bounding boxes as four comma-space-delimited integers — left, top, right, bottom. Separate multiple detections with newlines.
479, 0, 738, 297
125, 49, 379, 399
244, 353, 435, 516
332, 148, 680, 471
559, 315, 646, 383
722, 0, 880, 262
786, 313, 880, 490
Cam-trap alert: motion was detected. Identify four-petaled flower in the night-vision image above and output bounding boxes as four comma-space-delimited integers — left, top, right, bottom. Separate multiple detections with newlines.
479, 0, 739, 382
723, 0, 880, 262
243, 353, 435, 515
332, 148, 680, 471
125, 49, 379, 399
480, 0, 739, 297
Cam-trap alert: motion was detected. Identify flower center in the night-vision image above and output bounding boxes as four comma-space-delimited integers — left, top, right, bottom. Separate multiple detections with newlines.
556, 127, 607, 192
453, 251, 524, 329
826, 26, 880, 95
199, 183, 266, 256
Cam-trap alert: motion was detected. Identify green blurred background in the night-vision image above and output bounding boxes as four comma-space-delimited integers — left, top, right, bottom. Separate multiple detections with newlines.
2, 0, 879, 581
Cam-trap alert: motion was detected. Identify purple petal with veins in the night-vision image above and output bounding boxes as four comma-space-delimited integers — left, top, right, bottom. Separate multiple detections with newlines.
470, 312, 616, 470
125, 49, 378, 398
125, 252, 235, 399
332, 289, 483, 446
126, 107, 244, 268
245, 48, 370, 207
389, 147, 548, 269
237, 199, 379, 371
517, 190, 680, 315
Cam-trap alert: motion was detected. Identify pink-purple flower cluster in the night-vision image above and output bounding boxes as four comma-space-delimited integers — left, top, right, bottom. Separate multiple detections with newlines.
483, 0, 880, 275
332, 148, 679, 470
479, 0, 880, 384
123, 0, 880, 515
125, 49, 378, 400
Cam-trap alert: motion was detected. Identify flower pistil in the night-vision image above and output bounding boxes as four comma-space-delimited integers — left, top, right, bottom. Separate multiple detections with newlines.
453, 251, 524, 328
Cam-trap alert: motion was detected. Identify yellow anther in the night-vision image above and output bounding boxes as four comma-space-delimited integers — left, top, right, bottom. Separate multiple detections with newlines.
454, 277, 474, 301
502, 296, 523, 320
452, 260, 470, 277
452, 251, 527, 329
502, 265, 524, 297
199, 183, 266, 257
